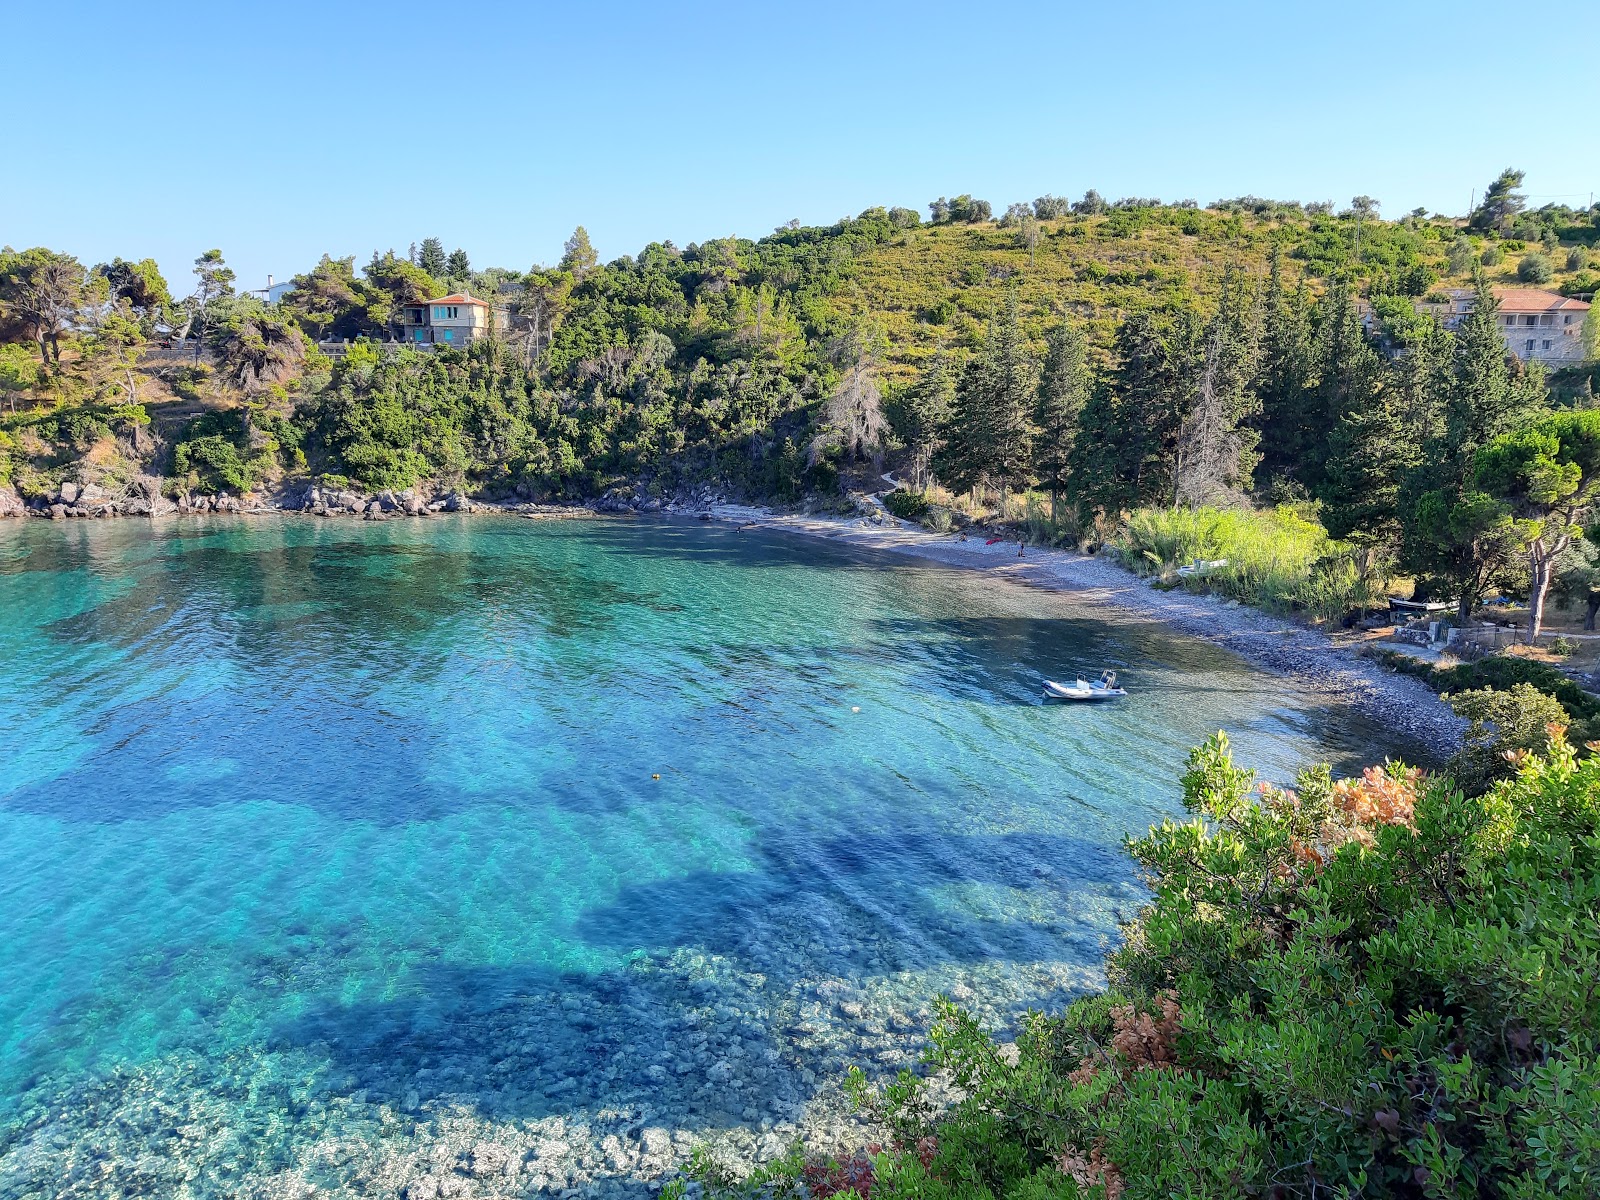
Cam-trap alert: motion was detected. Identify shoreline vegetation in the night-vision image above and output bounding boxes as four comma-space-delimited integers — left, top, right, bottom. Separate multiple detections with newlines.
5, 174, 1600, 1194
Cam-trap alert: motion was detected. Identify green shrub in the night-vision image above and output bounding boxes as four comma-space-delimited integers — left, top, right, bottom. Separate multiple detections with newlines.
168, 365, 211, 402
1445, 682, 1569, 791
1550, 634, 1578, 656
1518, 253, 1555, 284
1568, 247, 1590, 272
170, 411, 271, 494
1481, 244, 1503, 267
921, 506, 953, 533
1431, 655, 1600, 723
809, 733, 1600, 1199
59, 409, 111, 447
883, 488, 931, 520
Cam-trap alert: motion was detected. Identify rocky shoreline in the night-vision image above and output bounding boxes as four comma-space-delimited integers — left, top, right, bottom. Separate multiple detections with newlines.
0, 478, 701, 522
702, 503, 1468, 763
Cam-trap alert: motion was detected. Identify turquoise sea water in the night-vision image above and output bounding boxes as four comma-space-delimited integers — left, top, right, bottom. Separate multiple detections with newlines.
0, 516, 1410, 1197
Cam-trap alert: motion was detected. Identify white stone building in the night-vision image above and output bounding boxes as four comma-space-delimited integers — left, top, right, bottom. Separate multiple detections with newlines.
1433, 287, 1592, 367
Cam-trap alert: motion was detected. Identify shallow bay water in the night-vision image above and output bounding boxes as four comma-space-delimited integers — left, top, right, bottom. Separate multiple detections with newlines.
0, 516, 1411, 1197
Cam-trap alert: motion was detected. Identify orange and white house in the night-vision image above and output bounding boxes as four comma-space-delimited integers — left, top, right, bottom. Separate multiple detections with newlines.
396, 293, 495, 346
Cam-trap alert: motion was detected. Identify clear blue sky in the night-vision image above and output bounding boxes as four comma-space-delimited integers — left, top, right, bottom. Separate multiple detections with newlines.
5, 1, 1597, 295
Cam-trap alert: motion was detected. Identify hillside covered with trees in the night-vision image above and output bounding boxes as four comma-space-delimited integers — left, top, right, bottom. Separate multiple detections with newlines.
3, 170, 1600, 636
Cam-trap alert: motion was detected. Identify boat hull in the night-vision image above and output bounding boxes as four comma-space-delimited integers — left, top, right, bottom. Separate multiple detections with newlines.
1043, 680, 1126, 702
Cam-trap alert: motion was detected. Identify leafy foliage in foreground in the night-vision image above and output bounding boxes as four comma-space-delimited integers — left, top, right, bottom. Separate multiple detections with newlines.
771, 733, 1600, 1198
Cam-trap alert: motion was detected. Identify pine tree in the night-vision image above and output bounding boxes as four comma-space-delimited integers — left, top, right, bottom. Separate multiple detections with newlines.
940, 292, 1035, 508
560, 227, 598, 277
821, 328, 886, 464
1255, 247, 1316, 487
1175, 268, 1262, 507
902, 349, 954, 491
417, 238, 447, 279
446, 248, 471, 279
1033, 319, 1090, 523
1446, 280, 1540, 462
987, 290, 1036, 507
1469, 168, 1526, 233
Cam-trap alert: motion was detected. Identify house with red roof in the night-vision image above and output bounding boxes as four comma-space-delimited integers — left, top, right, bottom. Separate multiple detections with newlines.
1486, 288, 1590, 366
396, 293, 496, 346
1429, 286, 1591, 366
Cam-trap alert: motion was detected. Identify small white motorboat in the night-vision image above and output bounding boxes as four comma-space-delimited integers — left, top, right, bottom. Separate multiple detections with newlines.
1043, 671, 1127, 702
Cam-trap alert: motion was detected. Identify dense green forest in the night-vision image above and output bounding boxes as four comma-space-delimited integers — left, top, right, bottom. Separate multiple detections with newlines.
2, 170, 1600, 637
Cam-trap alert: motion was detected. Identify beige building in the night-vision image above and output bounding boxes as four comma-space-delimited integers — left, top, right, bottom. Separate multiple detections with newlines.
397, 293, 496, 346
1430, 287, 1592, 367
1488, 288, 1590, 366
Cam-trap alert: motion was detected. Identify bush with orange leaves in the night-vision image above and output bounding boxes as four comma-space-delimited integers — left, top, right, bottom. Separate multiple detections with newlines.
735, 731, 1600, 1200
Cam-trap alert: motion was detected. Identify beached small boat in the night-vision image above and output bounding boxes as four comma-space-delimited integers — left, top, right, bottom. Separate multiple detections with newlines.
1043, 671, 1127, 702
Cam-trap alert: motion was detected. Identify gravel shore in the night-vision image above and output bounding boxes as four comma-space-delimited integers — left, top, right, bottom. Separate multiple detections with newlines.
708, 504, 1465, 763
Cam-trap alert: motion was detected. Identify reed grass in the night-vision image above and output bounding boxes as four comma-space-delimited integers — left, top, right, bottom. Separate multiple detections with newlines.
1109, 504, 1386, 621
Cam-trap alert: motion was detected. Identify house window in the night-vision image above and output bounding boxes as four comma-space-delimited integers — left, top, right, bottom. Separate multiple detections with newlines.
1524, 315, 1537, 326
1526, 339, 1536, 354
443, 330, 454, 341
1543, 340, 1552, 350
1566, 315, 1576, 325
1539, 314, 1553, 326
1505, 316, 1515, 326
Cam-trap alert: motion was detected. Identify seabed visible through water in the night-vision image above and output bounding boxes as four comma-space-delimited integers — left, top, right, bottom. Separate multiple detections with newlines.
0, 516, 1412, 1198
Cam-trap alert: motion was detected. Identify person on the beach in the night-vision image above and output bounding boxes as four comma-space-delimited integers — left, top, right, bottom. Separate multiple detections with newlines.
1018, 541, 1025, 558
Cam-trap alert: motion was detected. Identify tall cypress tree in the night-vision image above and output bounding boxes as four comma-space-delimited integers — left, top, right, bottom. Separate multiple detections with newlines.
1301, 278, 1366, 490
1080, 308, 1201, 512
1255, 247, 1316, 487
1445, 280, 1541, 462
1033, 318, 1090, 523
1175, 268, 1263, 506
417, 237, 448, 279
1066, 382, 1122, 519
988, 290, 1036, 507
901, 349, 954, 491
1319, 339, 1401, 553
1400, 280, 1546, 620
941, 291, 1035, 507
